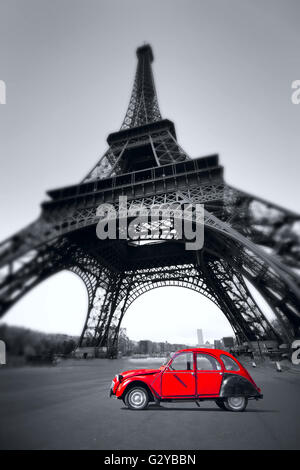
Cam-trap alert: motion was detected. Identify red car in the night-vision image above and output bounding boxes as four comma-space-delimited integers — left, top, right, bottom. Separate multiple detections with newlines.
110, 348, 263, 411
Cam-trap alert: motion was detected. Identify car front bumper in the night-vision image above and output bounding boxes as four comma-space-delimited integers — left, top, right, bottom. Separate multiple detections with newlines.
109, 386, 118, 398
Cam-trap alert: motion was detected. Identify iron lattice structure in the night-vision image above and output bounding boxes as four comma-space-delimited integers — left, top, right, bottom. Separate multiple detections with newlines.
1, 44, 300, 355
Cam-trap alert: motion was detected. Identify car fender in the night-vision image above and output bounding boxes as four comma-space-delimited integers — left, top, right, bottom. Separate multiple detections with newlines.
115, 377, 157, 399
219, 373, 260, 398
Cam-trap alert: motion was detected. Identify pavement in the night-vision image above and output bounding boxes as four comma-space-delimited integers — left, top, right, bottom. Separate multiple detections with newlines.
0, 357, 300, 450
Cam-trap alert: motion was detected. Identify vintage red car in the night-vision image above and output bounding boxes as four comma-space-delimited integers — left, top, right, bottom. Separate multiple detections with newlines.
110, 348, 263, 411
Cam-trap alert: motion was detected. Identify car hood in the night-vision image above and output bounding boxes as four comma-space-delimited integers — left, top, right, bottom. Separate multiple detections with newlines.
120, 368, 161, 379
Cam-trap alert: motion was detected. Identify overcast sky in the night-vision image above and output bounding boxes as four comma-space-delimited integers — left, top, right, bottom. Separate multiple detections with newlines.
0, 0, 299, 343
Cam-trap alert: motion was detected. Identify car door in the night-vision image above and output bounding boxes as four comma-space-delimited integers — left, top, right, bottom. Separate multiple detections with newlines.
161, 352, 196, 397
196, 353, 223, 396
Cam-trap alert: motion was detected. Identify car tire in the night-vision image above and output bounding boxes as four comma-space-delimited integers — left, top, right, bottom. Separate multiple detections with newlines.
224, 396, 248, 412
215, 399, 227, 410
124, 387, 149, 410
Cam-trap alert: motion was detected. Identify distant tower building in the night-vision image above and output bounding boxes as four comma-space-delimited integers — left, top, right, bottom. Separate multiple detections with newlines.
214, 340, 222, 349
222, 337, 235, 349
197, 329, 204, 346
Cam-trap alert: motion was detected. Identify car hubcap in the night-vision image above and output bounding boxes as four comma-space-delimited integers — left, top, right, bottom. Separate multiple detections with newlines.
129, 390, 146, 408
228, 397, 245, 409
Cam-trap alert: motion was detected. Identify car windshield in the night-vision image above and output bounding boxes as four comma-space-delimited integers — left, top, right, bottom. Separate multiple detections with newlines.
162, 352, 175, 366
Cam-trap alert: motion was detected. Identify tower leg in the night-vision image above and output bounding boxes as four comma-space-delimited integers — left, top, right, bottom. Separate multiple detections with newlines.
0, 240, 68, 316
199, 254, 281, 343
77, 269, 128, 357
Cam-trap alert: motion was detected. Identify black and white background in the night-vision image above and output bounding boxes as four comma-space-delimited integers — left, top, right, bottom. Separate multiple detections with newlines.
0, 0, 300, 451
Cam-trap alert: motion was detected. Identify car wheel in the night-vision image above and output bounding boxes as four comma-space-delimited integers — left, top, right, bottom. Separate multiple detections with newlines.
224, 396, 248, 412
215, 399, 227, 410
125, 387, 149, 410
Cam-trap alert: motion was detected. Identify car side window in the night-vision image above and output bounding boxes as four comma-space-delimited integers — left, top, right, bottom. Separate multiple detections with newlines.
170, 353, 193, 371
196, 354, 221, 371
221, 354, 240, 371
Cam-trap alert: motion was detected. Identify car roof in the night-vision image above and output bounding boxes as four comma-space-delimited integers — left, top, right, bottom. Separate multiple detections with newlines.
175, 348, 231, 357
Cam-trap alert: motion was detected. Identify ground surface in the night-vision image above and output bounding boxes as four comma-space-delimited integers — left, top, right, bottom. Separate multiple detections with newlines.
0, 357, 300, 450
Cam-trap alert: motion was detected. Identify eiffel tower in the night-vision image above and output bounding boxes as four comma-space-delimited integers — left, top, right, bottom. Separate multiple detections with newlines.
1, 44, 300, 356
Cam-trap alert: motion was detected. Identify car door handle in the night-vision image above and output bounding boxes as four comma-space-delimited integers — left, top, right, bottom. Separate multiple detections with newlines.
191, 372, 195, 376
